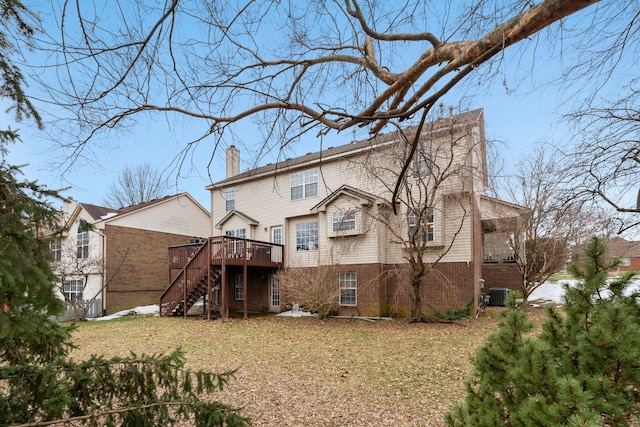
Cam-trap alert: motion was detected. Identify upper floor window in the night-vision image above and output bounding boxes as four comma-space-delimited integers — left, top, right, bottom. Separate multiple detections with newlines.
296, 222, 318, 251
225, 187, 236, 211
408, 207, 435, 243
50, 239, 61, 261
412, 141, 432, 178
290, 168, 318, 200
332, 210, 356, 233
339, 272, 357, 306
77, 228, 89, 259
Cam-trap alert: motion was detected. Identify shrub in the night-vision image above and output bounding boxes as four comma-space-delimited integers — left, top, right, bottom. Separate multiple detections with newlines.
446, 236, 640, 426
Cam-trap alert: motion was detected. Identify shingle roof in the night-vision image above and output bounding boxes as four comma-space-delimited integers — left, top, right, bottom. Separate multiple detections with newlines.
607, 237, 640, 258
79, 193, 195, 222
208, 109, 484, 188
80, 203, 119, 221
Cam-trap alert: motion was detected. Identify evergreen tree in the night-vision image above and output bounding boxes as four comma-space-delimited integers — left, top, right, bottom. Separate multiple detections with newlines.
446, 236, 640, 426
0, 2, 249, 425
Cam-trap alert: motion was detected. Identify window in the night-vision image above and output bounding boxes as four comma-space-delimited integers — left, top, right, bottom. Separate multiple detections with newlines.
234, 275, 244, 300
332, 210, 356, 233
412, 141, 432, 178
271, 226, 282, 245
270, 276, 280, 308
225, 229, 246, 256
296, 222, 318, 251
408, 207, 435, 243
290, 168, 318, 200
77, 228, 89, 259
50, 239, 61, 261
225, 228, 246, 238
64, 279, 84, 302
619, 257, 631, 267
225, 187, 236, 212
339, 272, 357, 306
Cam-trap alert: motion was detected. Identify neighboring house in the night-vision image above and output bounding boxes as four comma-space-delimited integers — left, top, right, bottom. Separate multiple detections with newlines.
51, 193, 211, 317
606, 237, 640, 272
161, 109, 527, 319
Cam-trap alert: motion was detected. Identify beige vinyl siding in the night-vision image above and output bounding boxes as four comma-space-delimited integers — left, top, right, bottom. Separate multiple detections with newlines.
209, 117, 486, 268
287, 215, 320, 267
104, 197, 210, 237
221, 215, 253, 239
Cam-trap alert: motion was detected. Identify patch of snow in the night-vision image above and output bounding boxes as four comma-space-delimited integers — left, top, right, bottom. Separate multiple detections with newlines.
276, 310, 317, 317
89, 304, 159, 321
529, 278, 640, 305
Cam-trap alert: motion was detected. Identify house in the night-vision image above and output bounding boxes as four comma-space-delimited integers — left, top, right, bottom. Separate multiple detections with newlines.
51, 193, 211, 317
605, 237, 640, 272
161, 109, 527, 319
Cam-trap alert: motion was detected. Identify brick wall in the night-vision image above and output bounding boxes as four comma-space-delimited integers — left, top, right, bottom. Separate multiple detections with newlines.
481, 264, 523, 292
273, 262, 475, 318
384, 262, 476, 317
105, 225, 194, 314
224, 266, 272, 313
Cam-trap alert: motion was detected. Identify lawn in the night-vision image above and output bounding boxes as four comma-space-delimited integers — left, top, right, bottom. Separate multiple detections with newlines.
69, 310, 544, 426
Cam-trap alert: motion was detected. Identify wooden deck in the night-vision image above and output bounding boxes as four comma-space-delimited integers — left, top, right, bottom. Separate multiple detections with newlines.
168, 236, 284, 270
161, 236, 284, 317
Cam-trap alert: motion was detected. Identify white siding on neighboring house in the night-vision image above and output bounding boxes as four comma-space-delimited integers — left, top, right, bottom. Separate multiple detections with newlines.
53, 207, 104, 305
100, 195, 210, 237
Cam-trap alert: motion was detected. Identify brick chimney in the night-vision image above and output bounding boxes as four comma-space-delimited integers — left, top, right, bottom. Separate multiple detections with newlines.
226, 145, 240, 178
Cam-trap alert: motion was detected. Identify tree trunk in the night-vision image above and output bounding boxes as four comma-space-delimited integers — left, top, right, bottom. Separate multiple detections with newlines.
410, 277, 423, 321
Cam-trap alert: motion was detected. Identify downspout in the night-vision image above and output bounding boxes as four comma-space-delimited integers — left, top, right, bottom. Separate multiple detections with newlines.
97, 228, 107, 317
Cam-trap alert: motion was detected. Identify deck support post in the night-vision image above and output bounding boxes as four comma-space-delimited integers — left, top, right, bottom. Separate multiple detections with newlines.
207, 238, 212, 321
243, 245, 248, 319
221, 239, 228, 318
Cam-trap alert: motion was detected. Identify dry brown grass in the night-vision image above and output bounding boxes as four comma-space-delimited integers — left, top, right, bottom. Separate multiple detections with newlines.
69, 309, 547, 426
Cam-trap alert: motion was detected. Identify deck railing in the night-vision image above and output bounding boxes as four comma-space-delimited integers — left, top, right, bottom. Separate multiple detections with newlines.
162, 236, 284, 316
161, 240, 210, 316
169, 236, 284, 269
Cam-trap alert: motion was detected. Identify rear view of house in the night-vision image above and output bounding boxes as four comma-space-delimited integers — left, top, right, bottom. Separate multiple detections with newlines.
162, 109, 526, 319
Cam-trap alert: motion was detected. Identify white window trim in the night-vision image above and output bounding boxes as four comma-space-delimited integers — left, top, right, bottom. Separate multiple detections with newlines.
619, 257, 631, 267
408, 207, 436, 244
295, 222, 318, 251
77, 229, 89, 259
329, 209, 360, 238
339, 272, 357, 306
50, 239, 61, 262
234, 275, 244, 301
290, 168, 319, 200
271, 226, 282, 245
225, 187, 236, 212
64, 279, 84, 302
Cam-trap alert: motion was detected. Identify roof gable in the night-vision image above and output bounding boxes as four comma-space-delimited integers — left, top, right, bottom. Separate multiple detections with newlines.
311, 185, 381, 213
215, 210, 259, 229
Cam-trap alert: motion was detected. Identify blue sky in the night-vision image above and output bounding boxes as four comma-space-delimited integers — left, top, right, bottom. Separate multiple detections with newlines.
1, 2, 623, 211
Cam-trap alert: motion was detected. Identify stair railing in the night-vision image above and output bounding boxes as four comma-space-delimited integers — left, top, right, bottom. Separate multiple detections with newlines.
160, 239, 210, 316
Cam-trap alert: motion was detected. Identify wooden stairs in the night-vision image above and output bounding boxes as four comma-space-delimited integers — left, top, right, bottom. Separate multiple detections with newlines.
160, 240, 221, 317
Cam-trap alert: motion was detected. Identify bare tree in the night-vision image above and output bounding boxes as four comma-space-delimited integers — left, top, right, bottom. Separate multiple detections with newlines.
501, 145, 607, 303
277, 259, 341, 319
52, 232, 133, 321
36, 0, 601, 190
104, 163, 168, 208
358, 113, 479, 321
565, 94, 640, 234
